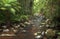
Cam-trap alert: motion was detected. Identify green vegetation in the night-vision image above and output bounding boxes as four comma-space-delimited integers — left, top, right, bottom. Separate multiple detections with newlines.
33, 0, 60, 37
0, 0, 60, 38
0, 0, 29, 23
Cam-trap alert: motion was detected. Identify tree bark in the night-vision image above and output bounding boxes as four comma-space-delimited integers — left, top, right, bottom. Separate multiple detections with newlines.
17, 0, 34, 15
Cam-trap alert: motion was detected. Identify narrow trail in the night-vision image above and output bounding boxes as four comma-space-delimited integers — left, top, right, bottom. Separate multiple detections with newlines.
14, 14, 45, 39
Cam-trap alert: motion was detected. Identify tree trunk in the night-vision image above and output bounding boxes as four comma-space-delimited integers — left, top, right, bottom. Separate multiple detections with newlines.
17, 0, 34, 15
5, 10, 11, 29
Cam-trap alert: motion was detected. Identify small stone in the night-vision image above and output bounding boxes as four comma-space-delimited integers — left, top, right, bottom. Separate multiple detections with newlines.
17, 25, 20, 27
34, 33, 37, 35
15, 26, 19, 28
3, 29, 9, 32
11, 28, 14, 30
22, 30, 27, 32
2, 26, 7, 28
39, 26, 42, 28
46, 25, 49, 27
24, 22, 30, 25
20, 23, 26, 27
35, 35, 42, 39
37, 32, 41, 34
13, 30, 17, 32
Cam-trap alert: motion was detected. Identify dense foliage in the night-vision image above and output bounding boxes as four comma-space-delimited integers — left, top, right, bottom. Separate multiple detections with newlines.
33, 0, 60, 36
0, 0, 29, 23
0, 0, 60, 38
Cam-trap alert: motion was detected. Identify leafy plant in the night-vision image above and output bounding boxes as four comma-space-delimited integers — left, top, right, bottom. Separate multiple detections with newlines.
0, 0, 21, 23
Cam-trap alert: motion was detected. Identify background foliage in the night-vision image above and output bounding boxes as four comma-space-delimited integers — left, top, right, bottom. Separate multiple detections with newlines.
0, 0, 29, 23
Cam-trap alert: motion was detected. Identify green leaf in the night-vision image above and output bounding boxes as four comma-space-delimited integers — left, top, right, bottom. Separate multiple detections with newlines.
4, 4, 11, 7
0, 7, 6, 10
57, 32, 60, 35
10, 8, 16, 15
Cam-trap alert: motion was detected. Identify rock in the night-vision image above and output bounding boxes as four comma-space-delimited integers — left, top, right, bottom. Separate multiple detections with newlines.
2, 26, 7, 29
3, 29, 9, 32
45, 29, 56, 37
13, 29, 17, 32
24, 22, 30, 25
35, 35, 42, 39
22, 30, 27, 33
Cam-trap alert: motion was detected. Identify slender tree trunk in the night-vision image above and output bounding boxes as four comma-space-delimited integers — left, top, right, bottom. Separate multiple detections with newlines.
18, 0, 34, 15
5, 10, 11, 29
